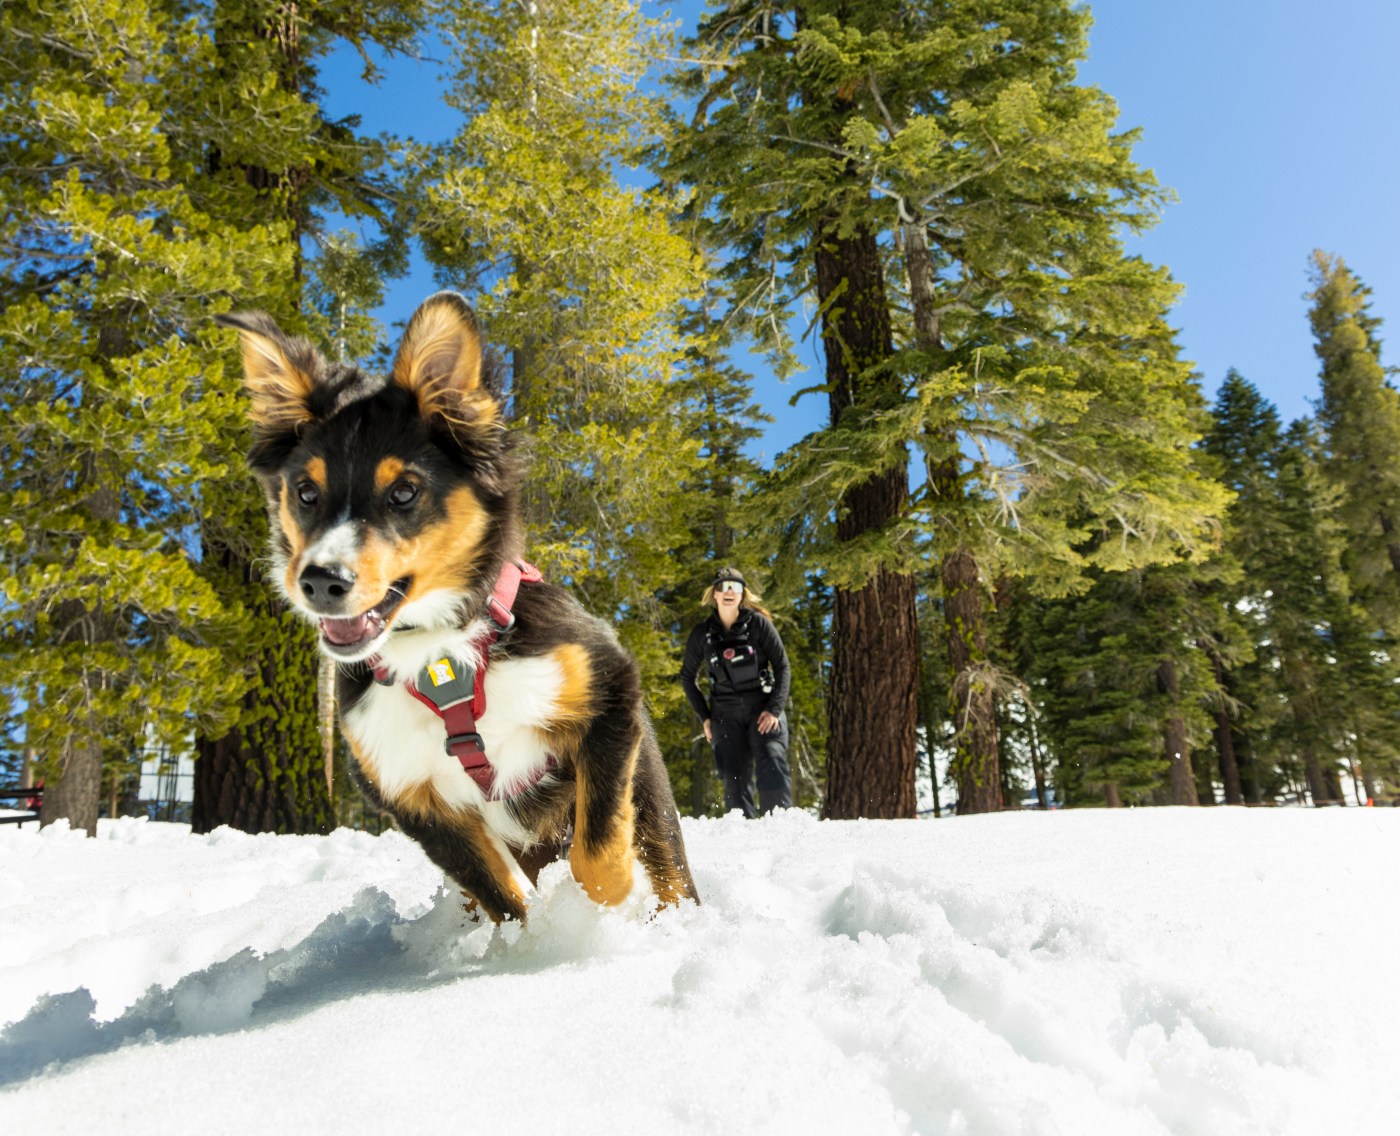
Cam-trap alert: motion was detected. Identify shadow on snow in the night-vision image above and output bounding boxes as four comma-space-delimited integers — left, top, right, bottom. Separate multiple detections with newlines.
0, 886, 488, 1085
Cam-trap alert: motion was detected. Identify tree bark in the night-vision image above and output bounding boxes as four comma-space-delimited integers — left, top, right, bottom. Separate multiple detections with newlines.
41, 735, 102, 835
916, 654, 944, 817
1195, 759, 1218, 806
814, 222, 919, 819
1237, 739, 1262, 804
1104, 781, 1122, 808
1300, 744, 1332, 806
1323, 763, 1347, 805
943, 546, 1001, 813
1206, 653, 1244, 804
1158, 660, 1199, 805
1028, 715, 1048, 809
1209, 707, 1240, 803
825, 567, 920, 818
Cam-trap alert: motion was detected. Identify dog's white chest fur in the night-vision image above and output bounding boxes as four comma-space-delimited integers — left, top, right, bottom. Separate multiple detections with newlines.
342, 650, 568, 849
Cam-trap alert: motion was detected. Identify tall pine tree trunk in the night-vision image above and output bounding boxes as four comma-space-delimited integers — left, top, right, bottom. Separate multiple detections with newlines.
942, 546, 1001, 812
41, 735, 103, 835
1158, 661, 1199, 805
916, 649, 945, 817
826, 567, 919, 817
1207, 652, 1244, 804
1300, 744, 1332, 805
1028, 715, 1049, 809
1195, 758, 1218, 807
1237, 740, 1263, 804
42, 591, 109, 835
1323, 764, 1347, 805
814, 222, 918, 819
1211, 707, 1245, 805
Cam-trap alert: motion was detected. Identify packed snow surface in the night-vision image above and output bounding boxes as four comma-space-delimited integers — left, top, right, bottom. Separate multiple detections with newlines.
2, 807, 1397, 1135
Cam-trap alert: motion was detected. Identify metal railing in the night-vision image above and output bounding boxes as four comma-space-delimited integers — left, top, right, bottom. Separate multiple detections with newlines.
0, 787, 42, 826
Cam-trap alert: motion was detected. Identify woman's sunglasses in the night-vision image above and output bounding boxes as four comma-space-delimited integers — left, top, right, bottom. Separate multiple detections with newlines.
716, 580, 744, 595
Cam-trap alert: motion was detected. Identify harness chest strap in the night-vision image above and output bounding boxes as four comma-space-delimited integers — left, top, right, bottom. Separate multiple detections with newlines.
367, 560, 554, 798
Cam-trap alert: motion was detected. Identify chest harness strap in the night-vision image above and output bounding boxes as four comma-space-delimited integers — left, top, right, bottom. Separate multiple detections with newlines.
366, 560, 553, 799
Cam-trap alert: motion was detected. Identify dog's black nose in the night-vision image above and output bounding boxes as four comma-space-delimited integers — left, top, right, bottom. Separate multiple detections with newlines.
300, 563, 355, 610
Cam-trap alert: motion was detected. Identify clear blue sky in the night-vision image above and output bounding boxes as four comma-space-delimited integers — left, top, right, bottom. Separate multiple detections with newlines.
1078, 0, 1400, 429
322, 0, 1400, 459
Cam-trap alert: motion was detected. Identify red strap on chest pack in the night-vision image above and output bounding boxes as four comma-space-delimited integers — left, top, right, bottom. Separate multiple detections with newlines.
367, 559, 550, 798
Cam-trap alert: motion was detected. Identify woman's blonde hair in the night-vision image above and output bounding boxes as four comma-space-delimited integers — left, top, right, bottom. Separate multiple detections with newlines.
701, 578, 772, 620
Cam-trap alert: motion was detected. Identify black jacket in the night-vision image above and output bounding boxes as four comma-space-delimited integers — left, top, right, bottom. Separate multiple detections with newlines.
679, 608, 790, 722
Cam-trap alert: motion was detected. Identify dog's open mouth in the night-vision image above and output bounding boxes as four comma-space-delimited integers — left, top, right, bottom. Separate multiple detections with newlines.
318, 578, 410, 656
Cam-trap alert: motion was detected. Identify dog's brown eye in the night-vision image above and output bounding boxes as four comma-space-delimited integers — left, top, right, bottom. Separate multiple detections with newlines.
296, 482, 319, 507
388, 481, 419, 509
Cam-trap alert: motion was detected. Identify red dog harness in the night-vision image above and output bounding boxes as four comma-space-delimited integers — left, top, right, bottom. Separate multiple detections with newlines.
367, 560, 554, 799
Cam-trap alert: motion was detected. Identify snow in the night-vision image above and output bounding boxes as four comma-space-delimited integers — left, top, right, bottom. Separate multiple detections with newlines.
2, 807, 1397, 1135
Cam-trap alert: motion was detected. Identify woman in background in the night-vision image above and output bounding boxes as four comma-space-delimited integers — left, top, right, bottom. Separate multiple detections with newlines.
679, 566, 792, 817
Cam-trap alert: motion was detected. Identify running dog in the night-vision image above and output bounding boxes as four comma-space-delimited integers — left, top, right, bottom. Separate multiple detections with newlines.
219, 292, 699, 922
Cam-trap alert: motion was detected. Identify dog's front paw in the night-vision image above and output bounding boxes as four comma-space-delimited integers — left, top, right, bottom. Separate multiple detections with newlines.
568, 842, 635, 906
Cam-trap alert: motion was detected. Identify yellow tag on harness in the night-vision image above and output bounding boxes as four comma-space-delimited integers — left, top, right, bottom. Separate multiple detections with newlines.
426, 659, 456, 686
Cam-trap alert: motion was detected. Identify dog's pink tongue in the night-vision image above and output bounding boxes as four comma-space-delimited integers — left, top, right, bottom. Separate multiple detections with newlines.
321, 614, 371, 645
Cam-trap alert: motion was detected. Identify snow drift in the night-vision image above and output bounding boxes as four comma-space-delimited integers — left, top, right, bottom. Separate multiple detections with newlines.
2, 807, 1396, 1135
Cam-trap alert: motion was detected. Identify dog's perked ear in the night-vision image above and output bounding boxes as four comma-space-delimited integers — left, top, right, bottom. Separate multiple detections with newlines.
215, 311, 325, 475
392, 292, 499, 436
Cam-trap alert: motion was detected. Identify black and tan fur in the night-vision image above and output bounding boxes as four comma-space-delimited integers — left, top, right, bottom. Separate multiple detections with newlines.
220, 292, 699, 922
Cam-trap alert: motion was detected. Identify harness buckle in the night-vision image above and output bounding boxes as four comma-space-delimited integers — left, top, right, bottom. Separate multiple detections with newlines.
445, 732, 485, 758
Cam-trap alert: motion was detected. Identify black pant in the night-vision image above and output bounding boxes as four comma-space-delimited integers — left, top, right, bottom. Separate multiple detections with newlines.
711, 695, 791, 818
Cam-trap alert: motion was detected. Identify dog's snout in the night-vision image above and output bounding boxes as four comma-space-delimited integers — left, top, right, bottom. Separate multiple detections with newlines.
300, 563, 355, 610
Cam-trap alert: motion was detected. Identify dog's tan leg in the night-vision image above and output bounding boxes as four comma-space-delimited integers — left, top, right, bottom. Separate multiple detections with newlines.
569, 734, 640, 905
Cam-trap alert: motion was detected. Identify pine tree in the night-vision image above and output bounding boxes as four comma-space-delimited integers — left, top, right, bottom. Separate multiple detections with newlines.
1029, 560, 1219, 807
0, 0, 296, 833
670, 2, 1227, 817
1253, 421, 1349, 803
1325, 597, 1400, 803
1199, 377, 1385, 805
191, 0, 427, 835
1310, 250, 1400, 630
1276, 420, 1400, 803
1199, 370, 1284, 804
413, 0, 705, 727
1029, 579, 1160, 806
